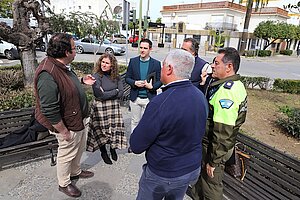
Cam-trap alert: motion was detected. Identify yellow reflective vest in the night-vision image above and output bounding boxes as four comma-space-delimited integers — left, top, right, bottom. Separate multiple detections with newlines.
204, 74, 247, 167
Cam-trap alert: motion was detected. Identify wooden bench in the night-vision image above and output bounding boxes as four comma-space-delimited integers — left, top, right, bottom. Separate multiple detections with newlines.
0, 107, 57, 169
223, 133, 300, 200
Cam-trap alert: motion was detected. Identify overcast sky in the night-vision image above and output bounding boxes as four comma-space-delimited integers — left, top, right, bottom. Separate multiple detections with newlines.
133, 0, 199, 20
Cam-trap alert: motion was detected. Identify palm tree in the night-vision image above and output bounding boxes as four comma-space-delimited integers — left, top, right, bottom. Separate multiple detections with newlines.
235, 0, 269, 55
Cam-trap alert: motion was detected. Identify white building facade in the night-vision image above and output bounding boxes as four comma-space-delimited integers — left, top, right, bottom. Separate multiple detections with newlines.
154, 0, 299, 52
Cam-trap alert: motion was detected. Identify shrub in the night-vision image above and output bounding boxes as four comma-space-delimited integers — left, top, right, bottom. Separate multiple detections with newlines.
241, 76, 272, 90
258, 50, 272, 57
71, 62, 94, 74
0, 89, 35, 111
277, 106, 300, 139
71, 61, 127, 74
0, 69, 24, 94
273, 79, 300, 94
244, 50, 257, 57
0, 64, 22, 70
279, 50, 293, 56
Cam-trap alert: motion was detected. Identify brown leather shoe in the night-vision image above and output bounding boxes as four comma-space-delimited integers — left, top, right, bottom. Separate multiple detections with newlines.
59, 183, 81, 197
71, 170, 94, 180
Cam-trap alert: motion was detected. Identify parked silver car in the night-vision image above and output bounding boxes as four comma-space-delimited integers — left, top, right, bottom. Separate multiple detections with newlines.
108, 34, 127, 44
75, 38, 125, 55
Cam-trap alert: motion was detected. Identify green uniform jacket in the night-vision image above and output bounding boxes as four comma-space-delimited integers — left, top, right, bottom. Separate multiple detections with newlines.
203, 74, 247, 167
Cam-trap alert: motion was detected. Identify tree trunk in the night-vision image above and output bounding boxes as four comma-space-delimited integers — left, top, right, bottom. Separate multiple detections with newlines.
20, 48, 38, 87
240, 0, 254, 55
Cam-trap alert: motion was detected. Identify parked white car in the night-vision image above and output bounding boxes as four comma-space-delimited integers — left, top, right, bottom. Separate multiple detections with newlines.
0, 40, 19, 60
75, 38, 125, 55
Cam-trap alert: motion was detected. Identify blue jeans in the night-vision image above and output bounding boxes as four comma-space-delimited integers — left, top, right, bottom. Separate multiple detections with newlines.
136, 164, 200, 200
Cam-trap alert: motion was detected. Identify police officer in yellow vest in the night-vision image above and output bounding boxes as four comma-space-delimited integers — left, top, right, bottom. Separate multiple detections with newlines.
189, 47, 247, 200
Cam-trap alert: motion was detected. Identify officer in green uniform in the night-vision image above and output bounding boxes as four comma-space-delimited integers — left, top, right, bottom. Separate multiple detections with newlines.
189, 47, 247, 200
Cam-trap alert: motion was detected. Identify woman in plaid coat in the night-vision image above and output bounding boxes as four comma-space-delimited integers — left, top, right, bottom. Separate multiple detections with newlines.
86, 53, 127, 164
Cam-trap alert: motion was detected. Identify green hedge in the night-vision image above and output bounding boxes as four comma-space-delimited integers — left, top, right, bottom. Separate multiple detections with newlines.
244, 50, 272, 57
258, 50, 272, 57
244, 50, 257, 57
241, 76, 271, 90
71, 61, 127, 74
273, 79, 300, 94
0, 64, 22, 70
0, 69, 24, 93
279, 50, 293, 56
0, 89, 35, 111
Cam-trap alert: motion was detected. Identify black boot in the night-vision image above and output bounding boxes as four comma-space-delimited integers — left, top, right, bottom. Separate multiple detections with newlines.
100, 145, 112, 165
110, 147, 118, 161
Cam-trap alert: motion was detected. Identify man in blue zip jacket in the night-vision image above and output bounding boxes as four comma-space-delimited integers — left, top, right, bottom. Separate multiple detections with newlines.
130, 49, 208, 200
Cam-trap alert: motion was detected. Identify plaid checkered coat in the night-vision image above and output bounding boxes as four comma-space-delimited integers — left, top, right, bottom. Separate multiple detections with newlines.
86, 99, 127, 152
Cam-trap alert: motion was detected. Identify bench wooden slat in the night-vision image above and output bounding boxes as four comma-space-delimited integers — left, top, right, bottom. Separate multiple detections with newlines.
0, 127, 26, 136
246, 147, 300, 186
0, 109, 33, 120
0, 136, 56, 155
223, 173, 269, 200
243, 175, 286, 200
237, 134, 300, 170
242, 176, 276, 200
248, 162, 298, 200
223, 133, 300, 200
223, 184, 247, 200
0, 120, 30, 130
0, 115, 31, 124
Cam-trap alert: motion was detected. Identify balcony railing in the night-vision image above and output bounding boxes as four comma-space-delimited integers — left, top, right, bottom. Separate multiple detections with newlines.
205, 22, 237, 31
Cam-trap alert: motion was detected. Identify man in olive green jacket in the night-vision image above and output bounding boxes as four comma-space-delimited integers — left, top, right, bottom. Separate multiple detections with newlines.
189, 47, 247, 200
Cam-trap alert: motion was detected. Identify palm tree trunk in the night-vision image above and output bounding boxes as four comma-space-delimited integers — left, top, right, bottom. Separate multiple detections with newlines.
240, 0, 254, 55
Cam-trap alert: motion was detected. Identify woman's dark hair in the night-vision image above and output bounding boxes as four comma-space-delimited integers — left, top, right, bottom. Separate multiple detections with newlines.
94, 53, 119, 80
46, 33, 73, 58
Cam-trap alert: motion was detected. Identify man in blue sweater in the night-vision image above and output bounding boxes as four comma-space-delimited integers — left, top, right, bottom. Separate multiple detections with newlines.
130, 49, 208, 200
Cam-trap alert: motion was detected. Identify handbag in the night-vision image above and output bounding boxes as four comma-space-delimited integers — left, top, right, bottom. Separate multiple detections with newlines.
225, 143, 250, 181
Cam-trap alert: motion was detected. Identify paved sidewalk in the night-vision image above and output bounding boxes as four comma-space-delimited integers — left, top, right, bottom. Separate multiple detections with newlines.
0, 107, 192, 200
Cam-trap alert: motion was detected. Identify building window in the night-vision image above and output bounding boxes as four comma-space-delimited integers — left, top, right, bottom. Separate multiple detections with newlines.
178, 22, 184, 33
193, 35, 201, 44
250, 39, 257, 50
165, 33, 171, 43
89, 6, 91, 9
78, 6, 81, 9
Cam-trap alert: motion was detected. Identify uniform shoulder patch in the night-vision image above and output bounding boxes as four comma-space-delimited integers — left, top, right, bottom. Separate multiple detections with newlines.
223, 80, 234, 89
219, 99, 234, 109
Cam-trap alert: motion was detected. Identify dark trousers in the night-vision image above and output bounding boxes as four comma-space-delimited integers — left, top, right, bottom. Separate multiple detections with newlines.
137, 164, 200, 200
189, 164, 225, 200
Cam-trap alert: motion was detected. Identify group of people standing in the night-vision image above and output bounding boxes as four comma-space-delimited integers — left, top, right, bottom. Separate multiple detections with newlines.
34, 32, 247, 200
